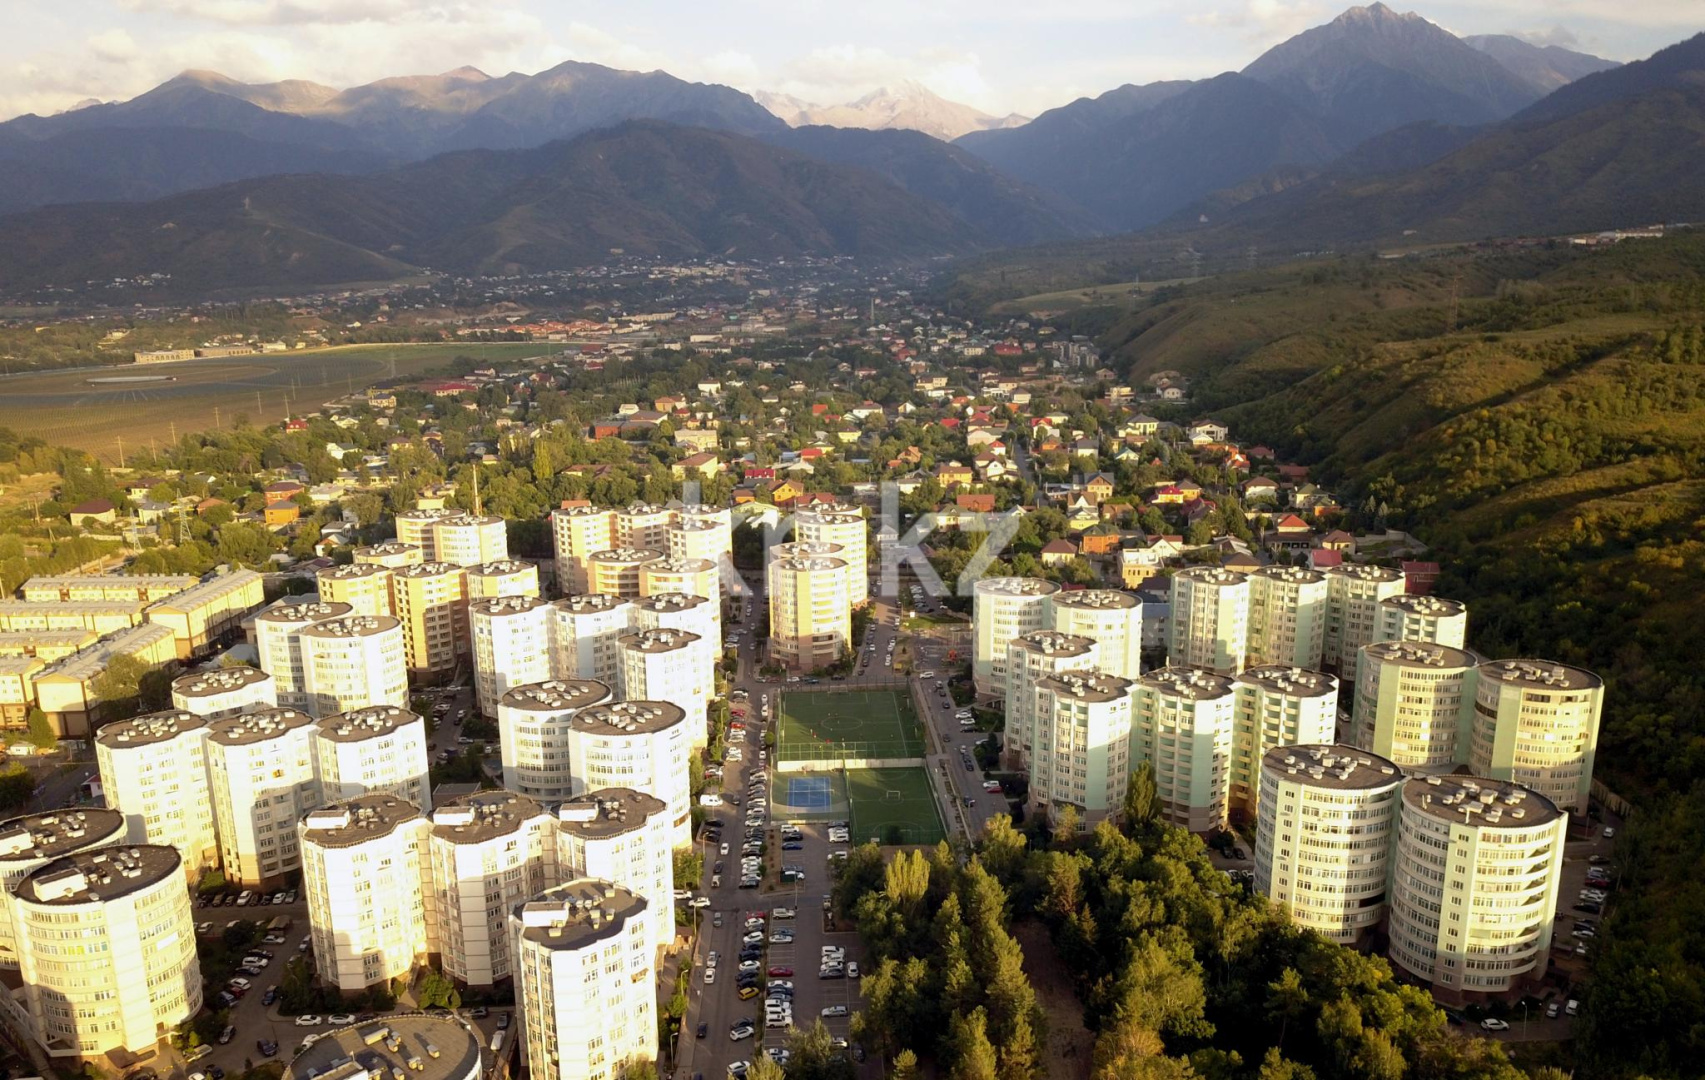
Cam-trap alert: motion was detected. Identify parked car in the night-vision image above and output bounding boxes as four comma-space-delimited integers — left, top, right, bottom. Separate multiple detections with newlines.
1480, 1019, 1509, 1032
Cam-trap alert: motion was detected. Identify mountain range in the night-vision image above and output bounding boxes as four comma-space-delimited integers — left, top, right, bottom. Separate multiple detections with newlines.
753, 81, 1029, 141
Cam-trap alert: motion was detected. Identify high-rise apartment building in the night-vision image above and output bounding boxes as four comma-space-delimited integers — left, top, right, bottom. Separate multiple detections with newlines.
316, 563, 395, 618
467, 559, 542, 601
972, 578, 1059, 696
616, 628, 708, 747
1029, 671, 1134, 825
353, 541, 424, 570
471, 596, 554, 718
550, 506, 617, 594
1168, 567, 1249, 675
1246, 565, 1328, 669
766, 555, 852, 672
434, 514, 508, 568
206, 707, 322, 886
313, 705, 431, 811
1469, 660, 1603, 814
1254, 744, 1402, 945
392, 563, 471, 677
615, 503, 674, 552
430, 790, 557, 987
395, 508, 463, 562
1229, 666, 1339, 818
586, 548, 665, 600
1047, 589, 1143, 680
13, 846, 200, 1060
169, 665, 277, 719
1375, 594, 1468, 651
1004, 631, 1099, 766
299, 614, 409, 718
1352, 641, 1480, 770
497, 680, 616, 800
549, 594, 632, 685
1323, 565, 1407, 674
639, 558, 719, 601
255, 600, 353, 711
793, 506, 868, 606
95, 709, 218, 877
1130, 667, 1238, 832
0, 809, 126, 969
567, 701, 694, 847
511, 880, 656, 1080
1387, 775, 1564, 1000
298, 795, 432, 993
555, 789, 675, 955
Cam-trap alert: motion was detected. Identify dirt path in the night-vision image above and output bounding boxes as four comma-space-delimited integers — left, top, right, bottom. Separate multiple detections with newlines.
1014, 919, 1093, 1080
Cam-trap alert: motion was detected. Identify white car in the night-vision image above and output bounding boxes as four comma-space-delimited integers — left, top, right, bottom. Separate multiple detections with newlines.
704, 968, 717, 984
745, 917, 766, 929
730, 1026, 755, 1042
772, 907, 795, 919
771, 931, 794, 944
294, 1015, 323, 1027
821, 1005, 849, 1018
1480, 1018, 1510, 1032
327, 1013, 356, 1026
847, 961, 859, 978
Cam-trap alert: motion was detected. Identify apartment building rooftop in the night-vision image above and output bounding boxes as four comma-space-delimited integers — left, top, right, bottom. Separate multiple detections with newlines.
571, 699, 685, 736
1011, 630, 1097, 658
1050, 589, 1140, 611
772, 556, 847, 574
299, 615, 401, 639
432, 789, 547, 844
96, 709, 208, 748
300, 794, 423, 848
500, 679, 613, 713
587, 547, 665, 564
0, 600, 144, 618
319, 563, 390, 580
769, 540, 844, 559
1037, 669, 1133, 703
355, 542, 420, 559
256, 600, 354, 624
1404, 774, 1563, 827
512, 878, 647, 952
1138, 665, 1238, 700
469, 560, 535, 578
618, 628, 700, 654
21, 573, 197, 593
171, 666, 271, 698
283, 1015, 482, 1080
1477, 659, 1602, 691
1251, 565, 1325, 584
1175, 566, 1247, 586
1379, 594, 1467, 618
0, 809, 126, 863
34, 623, 174, 682
16, 844, 181, 904
553, 504, 614, 519
317, 705, 422, 743
974, 576, 1059, 597
145, 569, 262, 612
554, 594, 629, 615
1237, 665, 1338, 697
1264, 744, 1402, 790
645, 558, 718, 576
1362, 640, 1479, 669
468, 595, 548, 618
631, 591, 712, 613
1326, 563, 1404, 582
395, 562, 462, 580
208, 706, 316, 746
557, 788, 668, 840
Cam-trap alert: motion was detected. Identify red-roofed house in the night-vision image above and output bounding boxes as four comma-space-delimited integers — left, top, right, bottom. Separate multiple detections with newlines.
1040, 538, 1079, 566
955, 493, 996, 513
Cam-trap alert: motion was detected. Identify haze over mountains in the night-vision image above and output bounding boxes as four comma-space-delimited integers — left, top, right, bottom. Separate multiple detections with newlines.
2, 2, 1695, 297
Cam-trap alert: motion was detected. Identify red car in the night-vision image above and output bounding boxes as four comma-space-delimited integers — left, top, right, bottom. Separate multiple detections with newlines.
768, 966, 793, 978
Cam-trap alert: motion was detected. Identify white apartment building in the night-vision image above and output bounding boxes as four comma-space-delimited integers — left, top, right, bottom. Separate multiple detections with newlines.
13, 846, 200, 1060
299, 614, 410, 718
471, 595, 555, 718
586, 548, 665, 599
556, 788, 675, 956
207, 707, 322, 886
1047, 589, 1143, 680
550, 506, 618, 594
1229, 666, 1340, 819
1168, 567, 1249, 675
255, 600, 354, 711
511, 879, 656, 1080
615, 503, 675, 552
1469, 659, 1604, 814
639, 557, 719, 601
1254, 744, 1402, 945
793, 506, 869, 606
354, 540, 425, 570
1004, 631, 1099, 766
973, 578, 1060, 697
316, 563, 395, 618
0, 809, 126, 969
1387, 775, 1565, 1001
1130, 667, 1238, 833
430, 790, 558, 987
1030, 671, 1134, 825
549, 593, 632, 684
434, 514, 508, 568
628, 594, 719, 723
299, 794, 432, 993
392, 563, 471, 677
498, 680, 616, 799
1375, 594, 1469, 651
95, 709, 219, 877
567, 700, 694, 847
766, 555, 852, 672
1352, 641, 1480, 770
395, 508, 464, 562
616, 628, 708, 747
467, 559, 542, 601
314, 705, 431, 811
1323, 565, 1407, 674
170, 665, 277, 719
1246, 565, 1329, 670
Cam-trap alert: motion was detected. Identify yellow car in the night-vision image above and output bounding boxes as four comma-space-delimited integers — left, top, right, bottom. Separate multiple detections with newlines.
738, 985, 759, 1000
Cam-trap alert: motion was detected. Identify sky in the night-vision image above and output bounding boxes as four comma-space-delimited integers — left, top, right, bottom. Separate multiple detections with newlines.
0, 0, 1698, 122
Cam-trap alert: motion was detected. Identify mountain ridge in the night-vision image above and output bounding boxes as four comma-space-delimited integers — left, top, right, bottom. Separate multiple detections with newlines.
754, 80, 1028, 141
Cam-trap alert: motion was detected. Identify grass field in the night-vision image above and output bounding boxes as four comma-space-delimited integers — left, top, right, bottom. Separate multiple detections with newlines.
776, 689, 925, 763
846, 766, 947, 846
990, 277, 1198, 314
0, 341, 551, 458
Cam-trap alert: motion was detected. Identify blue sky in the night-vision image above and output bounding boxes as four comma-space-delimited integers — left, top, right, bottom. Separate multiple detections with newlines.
1, 0, 1698, 122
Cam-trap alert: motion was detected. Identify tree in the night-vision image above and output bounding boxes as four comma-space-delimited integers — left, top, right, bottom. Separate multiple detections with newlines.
1051, 804, 1082, 846
1123, 762, 1158, 829
981, 815, 1028, 884
949, 1009, 1000, 1080
1265, 969, 1308, 1051
1255, 1049, 1316, 1080
0, 765, 36, 812
25, 707, 57, 749
416, 968, 462, 1010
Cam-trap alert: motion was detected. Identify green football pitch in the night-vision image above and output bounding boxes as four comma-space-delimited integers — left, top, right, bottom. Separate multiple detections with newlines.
776, 688, 926, 763
846, 767, 948, 846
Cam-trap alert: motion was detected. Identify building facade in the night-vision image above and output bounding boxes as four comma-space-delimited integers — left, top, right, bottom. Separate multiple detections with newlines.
313, 705, 432, 811
1004, 631, 1099, 767
1130, 667, 1238, 832
1468, 660, 1604, 814
615, 628, 708, 747
254, 600, 354, 712
1352, 641, 1480, 771
766, 555, 852, 672
207, 707, 322, 886
392, 563, 471, 678
95, 710, 219, 877
1375, 594, 1469, 651
1228, 666, 1340, 819
1246, 565, 1328, 670
299, 614, 410, 718
430, 790, 558, 987
470, 596, 555, 718
586, 548, 664, 600
793, 507, 869, 606
555, 789, 675, 956
1323, 565, 1407, 674
550, 506, 618, 594
1047, 589, 1143, 681
497, 680, 617, 800
1029, 671, 1134, 825
549, 594, 632, 685
299, 795, 432, 993
467, 559, 542, 602
316, 563, 395, 618
567, 701, 694, 847
1168, 567, 1249, 675
0, 809, 127, 969
972, 578, 1061, 697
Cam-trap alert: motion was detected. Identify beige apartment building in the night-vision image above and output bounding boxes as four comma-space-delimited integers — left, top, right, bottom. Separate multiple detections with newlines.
1029, 670, 1134, 826
353, 541, 424, 570
767, 555, 852, 672
392, 563, 471, 677
313, 705, 431, 811
0, 809, 127, 969
586, 548, 665, 599
497, 680, 617, 800
1469, 659, 1603, 814
1129, 667, 1238, 833
973, 577, 1060, 697
207, 707, 323, 886
550, 506, 618, 593
1352, 640, 1480, 770
299, 795, 433, 994
316, 562, 395, 618
549, 594, 632, 685
255, 599, 354, 712
1004, 631, 1099, 766
169, 665, 277, 720
1168, 566, 1250, 675
1228, 665, 1340, 819
555, 788, 676, 956
1047, 588, 1143, 681
430, 790, 558, 987
1246, 565, 1328, 670
467, 559, 542, 601
567, 701, 694, 847
793, 506, 869, 606
299, 614, 410, 718
639, 557, 719, 601
1323, 564, 1407, 674
470, 595, 554, 718
95, 710, 219, 878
